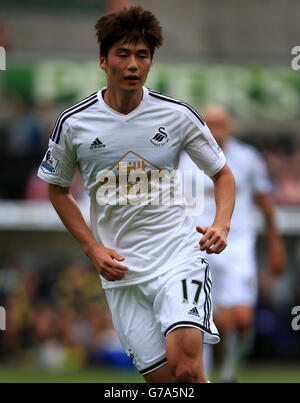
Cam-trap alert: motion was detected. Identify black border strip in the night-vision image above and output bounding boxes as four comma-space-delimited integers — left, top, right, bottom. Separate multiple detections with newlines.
139, 357, 167, 375
164, 321, 219, 338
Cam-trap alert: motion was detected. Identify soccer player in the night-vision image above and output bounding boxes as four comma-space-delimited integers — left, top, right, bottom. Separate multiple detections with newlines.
179, 106, 286, 382
37, 7, 235, 383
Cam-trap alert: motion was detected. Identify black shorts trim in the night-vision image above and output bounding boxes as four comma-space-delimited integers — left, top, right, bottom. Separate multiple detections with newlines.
164, 321, 219, 338
139, 357, 168, 375
203, 262, 212, 331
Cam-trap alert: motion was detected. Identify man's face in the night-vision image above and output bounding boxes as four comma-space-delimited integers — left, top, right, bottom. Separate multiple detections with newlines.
204, 110, 232, 145
100, 38, 152, 93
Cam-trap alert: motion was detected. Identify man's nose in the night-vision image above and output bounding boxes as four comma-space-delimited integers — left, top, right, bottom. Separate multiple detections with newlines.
128, 55, 138, 71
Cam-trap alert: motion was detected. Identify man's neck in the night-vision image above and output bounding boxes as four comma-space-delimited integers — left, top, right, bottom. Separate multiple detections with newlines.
103, 87, 144, 115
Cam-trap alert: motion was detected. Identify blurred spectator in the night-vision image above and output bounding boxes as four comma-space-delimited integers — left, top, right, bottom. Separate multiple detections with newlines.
0, 93, 91, 200
0, 252, 298, 368
4, 98, 45, 154
0, 256, 132, 370
253, 271, 299, 359
0, 98, 54, 199
264, 136, 300, 205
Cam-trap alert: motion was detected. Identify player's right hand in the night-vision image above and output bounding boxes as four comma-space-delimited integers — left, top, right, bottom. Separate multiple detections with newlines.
87, 244, 129, 281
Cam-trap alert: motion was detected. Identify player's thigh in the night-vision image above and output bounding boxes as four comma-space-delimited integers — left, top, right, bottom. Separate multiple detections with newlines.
166, 327, 207, 383
105, 285, 167, 377
166, 327, 204, 365
143, 362, 174, 383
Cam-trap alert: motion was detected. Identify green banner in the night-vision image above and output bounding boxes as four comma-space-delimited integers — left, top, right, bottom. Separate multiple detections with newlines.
2, 61, 300, 121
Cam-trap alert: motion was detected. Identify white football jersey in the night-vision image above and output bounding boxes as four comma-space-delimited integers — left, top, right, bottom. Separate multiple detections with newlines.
38, 87, 226, 289
179, 138, 272, 243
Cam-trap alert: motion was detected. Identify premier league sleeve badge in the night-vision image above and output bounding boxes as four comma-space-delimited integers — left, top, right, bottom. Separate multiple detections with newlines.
40, 149, 59, 175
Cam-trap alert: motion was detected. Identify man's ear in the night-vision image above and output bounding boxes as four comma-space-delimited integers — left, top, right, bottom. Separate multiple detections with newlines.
100, 55, 106, 71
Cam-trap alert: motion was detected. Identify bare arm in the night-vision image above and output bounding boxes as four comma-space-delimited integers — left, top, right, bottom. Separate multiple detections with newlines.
48, 184, 128, 281
197, 164, 236, 254
254, 193, 286, 275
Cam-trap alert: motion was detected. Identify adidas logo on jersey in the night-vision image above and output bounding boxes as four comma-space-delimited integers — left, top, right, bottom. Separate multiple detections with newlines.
149, 127, 169, 146
188, 307, 200, 318
89, 138, 106, 149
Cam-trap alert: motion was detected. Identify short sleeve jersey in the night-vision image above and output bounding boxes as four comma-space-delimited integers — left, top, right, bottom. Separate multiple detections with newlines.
179, 138, 272, 242
38, 87, 226, 289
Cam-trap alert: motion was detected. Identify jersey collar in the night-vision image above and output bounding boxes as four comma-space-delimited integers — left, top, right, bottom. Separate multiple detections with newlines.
97, 87, 149, 121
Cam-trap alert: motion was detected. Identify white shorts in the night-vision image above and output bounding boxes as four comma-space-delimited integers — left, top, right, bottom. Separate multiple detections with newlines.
208, 239, 257, 309
105, 258, 219, 376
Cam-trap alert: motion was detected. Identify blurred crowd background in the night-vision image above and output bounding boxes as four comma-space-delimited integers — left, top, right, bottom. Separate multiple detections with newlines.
0, 0, 300, 373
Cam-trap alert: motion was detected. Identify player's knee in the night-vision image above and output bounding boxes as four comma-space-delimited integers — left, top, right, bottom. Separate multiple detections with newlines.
172, 363, 198, 383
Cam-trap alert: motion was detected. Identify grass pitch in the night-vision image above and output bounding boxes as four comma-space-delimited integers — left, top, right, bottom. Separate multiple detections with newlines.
0, 363, 299, 383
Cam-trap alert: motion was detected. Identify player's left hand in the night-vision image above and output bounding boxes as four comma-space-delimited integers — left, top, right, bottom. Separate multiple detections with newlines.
196, 225, 228, 254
